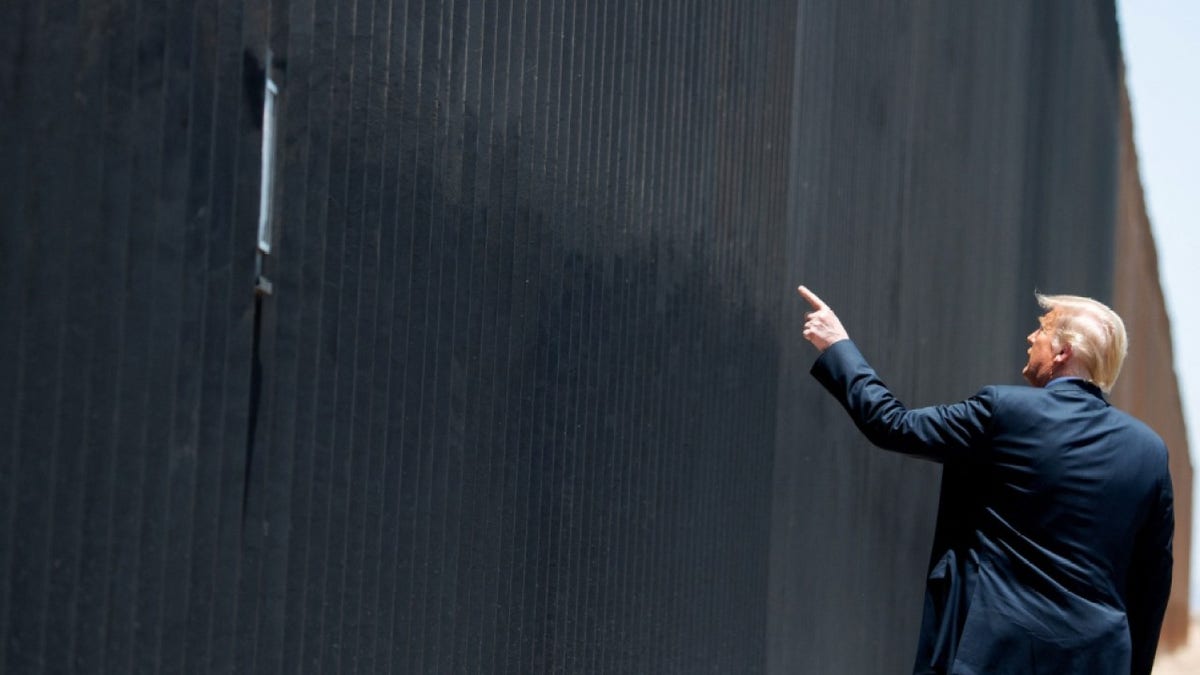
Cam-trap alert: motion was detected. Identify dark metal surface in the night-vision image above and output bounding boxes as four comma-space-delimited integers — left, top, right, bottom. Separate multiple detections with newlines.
769, 2, 1118, 671
0, 1, 1120, 673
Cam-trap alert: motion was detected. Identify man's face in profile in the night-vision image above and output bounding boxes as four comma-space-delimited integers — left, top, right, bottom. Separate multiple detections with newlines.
1022, 310, 1059, 387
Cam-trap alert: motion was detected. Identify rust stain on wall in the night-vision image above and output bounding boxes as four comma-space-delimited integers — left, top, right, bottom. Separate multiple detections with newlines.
1110, 63, 1194, 653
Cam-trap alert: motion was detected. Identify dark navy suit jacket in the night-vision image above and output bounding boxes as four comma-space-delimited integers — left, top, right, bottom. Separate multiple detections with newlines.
811, 340, 1174, 675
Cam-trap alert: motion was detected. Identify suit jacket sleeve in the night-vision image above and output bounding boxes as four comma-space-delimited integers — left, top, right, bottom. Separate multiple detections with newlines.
1126, 468, 1174, 675
810, 340, 995, 462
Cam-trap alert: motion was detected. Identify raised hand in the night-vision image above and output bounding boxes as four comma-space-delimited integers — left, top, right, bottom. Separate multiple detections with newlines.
798, 285, 849, 352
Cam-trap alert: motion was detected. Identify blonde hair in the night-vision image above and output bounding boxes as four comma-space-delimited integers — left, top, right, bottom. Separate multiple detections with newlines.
1035, 293, 1128, 393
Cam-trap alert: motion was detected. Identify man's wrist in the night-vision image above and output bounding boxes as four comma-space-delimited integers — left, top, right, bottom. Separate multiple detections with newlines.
820, 336, 850, 352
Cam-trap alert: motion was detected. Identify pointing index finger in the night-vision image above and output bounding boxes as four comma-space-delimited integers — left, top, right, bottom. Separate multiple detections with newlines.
797, 285, 827, 311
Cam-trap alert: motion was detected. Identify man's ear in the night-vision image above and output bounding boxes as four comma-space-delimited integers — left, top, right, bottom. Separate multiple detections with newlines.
1054, 341, 1073, 363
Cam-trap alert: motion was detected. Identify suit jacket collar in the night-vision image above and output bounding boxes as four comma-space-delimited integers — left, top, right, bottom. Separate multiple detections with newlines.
1045, 377, 1108, 403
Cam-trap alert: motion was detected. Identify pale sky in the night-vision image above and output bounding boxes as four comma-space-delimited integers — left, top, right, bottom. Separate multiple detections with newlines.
1117, 0, 1200, 611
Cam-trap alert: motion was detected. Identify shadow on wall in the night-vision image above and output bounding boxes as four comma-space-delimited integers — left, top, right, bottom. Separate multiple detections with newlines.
251, 63, 791, 669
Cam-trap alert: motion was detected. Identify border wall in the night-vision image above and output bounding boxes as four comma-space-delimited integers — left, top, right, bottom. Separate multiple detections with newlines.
769, 1, 1123, 670
1110, 65, 1194, 652
1, 1, 1187, 672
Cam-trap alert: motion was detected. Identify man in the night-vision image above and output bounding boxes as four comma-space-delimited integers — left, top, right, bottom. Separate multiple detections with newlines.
797, 286, 1173, 675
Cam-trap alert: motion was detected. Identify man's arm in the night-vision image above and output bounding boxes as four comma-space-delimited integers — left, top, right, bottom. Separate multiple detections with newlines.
810, 340, 995, 461
1126, 469, 1174, 675
798, 286, 994, 461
